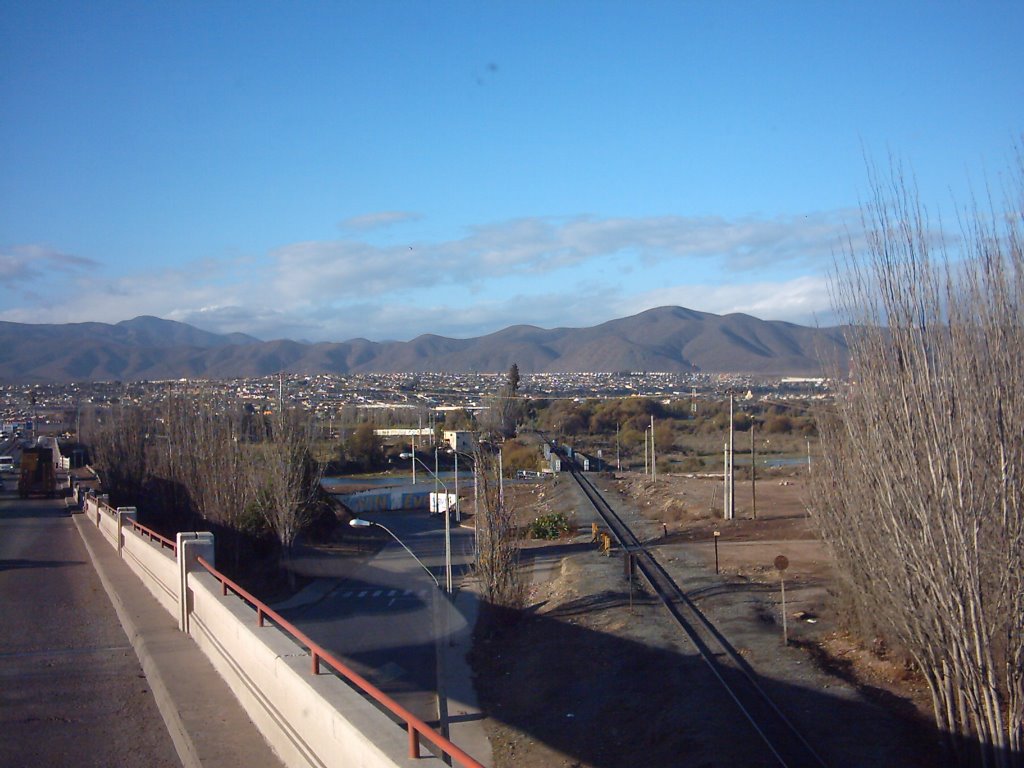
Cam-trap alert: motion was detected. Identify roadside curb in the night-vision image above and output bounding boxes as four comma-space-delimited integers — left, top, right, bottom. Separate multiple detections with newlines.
445, 584, 493, 767
73, 513, 203, 768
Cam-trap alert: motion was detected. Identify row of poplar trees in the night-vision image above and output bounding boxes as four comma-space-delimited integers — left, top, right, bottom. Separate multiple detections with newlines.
814, 153, 1023, 767
85, 398, 322, 574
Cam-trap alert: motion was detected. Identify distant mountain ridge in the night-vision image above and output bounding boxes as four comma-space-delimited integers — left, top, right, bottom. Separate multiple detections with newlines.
0, 307, 849, 383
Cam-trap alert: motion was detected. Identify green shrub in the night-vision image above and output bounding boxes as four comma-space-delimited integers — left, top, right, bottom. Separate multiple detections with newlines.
527, 512, 572, 540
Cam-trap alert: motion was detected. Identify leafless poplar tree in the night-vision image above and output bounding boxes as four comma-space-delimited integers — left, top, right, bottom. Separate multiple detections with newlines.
473, 379, 524, 609
248, 408, 323, 575
87, 404, 152, 504
472, 446, 523, 608
813, 156, 1024, 766
161, 395, 261, 563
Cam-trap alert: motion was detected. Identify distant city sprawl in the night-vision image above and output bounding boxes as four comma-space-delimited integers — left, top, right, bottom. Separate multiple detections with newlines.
1, 371, 831, 440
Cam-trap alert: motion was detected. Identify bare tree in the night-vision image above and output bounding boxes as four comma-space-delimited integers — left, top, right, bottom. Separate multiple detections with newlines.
473, 379, 524, 608
249, 409, 323, 577
161, 396, 263, 564
813, 156, 1024, 766
472, 445, 523, 608
87, 404, 152, 504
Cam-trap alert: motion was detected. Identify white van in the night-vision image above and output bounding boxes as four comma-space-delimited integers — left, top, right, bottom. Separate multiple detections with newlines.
0, 456, 15, 472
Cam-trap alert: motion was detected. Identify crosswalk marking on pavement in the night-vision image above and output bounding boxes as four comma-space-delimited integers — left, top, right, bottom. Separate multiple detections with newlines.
336, 588, 429, 601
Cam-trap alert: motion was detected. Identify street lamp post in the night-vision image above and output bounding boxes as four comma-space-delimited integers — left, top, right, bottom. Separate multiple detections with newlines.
349, 518, 439, 587
348, 518, 449, 736
400, 451, 453, 594
452, 449, 480, 522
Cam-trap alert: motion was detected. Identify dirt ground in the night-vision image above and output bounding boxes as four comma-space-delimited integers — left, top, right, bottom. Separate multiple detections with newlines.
470, 469, 944, 768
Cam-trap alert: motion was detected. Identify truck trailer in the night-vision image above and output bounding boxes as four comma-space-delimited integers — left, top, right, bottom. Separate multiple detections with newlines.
18, 446, 57, 498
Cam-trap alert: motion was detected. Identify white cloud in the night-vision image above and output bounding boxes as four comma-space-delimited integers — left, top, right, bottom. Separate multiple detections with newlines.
174, 305, 323, 341
267, 210, 859, 304
620, 275, 838, 327
339, 211, 421, 231
0, 244, 98, 284
1, 210, 864, 340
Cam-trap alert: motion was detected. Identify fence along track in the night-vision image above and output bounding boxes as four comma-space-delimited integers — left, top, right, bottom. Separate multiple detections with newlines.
568, 464, 828, 768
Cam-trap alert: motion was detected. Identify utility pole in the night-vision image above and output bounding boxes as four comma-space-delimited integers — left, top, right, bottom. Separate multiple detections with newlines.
616, 422, 620, 471
728, 391, 735, 520
650, 414, 656, 483
723, 443, 729, 520
644, 428, 649, 476
751, 423, 757, 519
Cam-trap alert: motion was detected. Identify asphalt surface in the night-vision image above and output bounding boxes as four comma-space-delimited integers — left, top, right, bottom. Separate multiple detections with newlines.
279, 510, 477, 726
0, 479, 181, 768
275, 508, 493, 766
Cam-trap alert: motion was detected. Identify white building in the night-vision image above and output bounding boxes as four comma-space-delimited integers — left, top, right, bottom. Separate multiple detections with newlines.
443, 430, 476, 453
373, 427, 435, 439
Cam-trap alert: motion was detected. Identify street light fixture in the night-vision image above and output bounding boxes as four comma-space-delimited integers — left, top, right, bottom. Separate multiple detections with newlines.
347, 517, 450, 736
349, 518, 439, 588
398, 453, 453, 594
452, 449, 480, 522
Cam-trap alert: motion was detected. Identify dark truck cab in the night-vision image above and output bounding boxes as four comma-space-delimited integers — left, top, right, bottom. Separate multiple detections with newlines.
18, 447, 57, 498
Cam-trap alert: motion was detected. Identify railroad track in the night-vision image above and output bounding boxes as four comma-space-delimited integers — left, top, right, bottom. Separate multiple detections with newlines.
568, 464, 828, 768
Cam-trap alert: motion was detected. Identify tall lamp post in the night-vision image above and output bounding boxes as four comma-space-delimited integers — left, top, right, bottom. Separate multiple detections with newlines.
453, 449, 480, 522
401, 451, 453, 594
450, 448, 480, 560
348, 518, 449, 735
453, 449, 474, 574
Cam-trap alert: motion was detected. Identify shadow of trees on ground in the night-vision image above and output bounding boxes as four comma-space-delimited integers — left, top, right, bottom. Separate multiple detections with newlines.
471, 601, 946, 768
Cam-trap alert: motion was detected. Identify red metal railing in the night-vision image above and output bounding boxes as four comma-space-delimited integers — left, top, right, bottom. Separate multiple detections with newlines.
195, 556, 484, 768
91, 496, 178, 554
128, 519, 177, 553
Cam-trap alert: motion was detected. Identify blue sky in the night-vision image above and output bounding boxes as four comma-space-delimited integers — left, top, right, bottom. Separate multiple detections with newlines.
2, 1, 1021, 342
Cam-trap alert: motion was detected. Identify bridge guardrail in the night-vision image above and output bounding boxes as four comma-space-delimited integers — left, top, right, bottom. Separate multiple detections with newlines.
79, 489, 482, 767
195, 555, 484, 768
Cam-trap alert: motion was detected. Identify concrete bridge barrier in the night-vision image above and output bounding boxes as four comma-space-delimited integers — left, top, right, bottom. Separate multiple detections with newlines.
80, 493, 483, 768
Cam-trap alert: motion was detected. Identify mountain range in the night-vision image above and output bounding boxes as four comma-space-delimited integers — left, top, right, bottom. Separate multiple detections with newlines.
0, 307, 849, 383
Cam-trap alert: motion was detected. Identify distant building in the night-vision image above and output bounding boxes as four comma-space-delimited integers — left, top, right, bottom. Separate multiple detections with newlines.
443, 430, 476, 453
373, 427, 435, 439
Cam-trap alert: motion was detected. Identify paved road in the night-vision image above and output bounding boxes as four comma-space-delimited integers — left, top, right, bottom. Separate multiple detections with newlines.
0, 478, 181, 768
280, 511, 476, 727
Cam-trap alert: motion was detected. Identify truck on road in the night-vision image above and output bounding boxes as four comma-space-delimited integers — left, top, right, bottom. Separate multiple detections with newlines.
18, 446, 57, 498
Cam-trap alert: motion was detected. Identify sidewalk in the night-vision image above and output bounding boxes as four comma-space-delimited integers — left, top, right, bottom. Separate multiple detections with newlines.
443, 586, 492, 766
73, 510, 284, 768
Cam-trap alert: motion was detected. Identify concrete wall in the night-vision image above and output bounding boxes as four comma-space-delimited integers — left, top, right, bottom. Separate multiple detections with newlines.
79, 494, 417, 768
84, 497, 177, 616
341, 486, 433, 513
187, 570, 411, 768
121, 526, 179, 617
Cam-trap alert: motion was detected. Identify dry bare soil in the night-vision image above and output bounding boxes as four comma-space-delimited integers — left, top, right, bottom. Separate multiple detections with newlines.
470, 469, 943, 768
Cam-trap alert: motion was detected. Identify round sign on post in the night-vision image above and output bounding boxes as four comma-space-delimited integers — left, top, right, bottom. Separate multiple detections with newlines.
774, 554, 789, 572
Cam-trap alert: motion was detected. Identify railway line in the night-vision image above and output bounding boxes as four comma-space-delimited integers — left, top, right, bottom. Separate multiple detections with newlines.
567, 462, 828, 768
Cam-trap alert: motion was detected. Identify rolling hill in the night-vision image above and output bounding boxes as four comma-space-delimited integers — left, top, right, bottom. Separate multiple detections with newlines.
0, 307, 849, 383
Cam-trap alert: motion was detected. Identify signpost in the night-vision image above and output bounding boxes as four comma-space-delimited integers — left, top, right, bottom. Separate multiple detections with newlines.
774, 555, 790, 645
